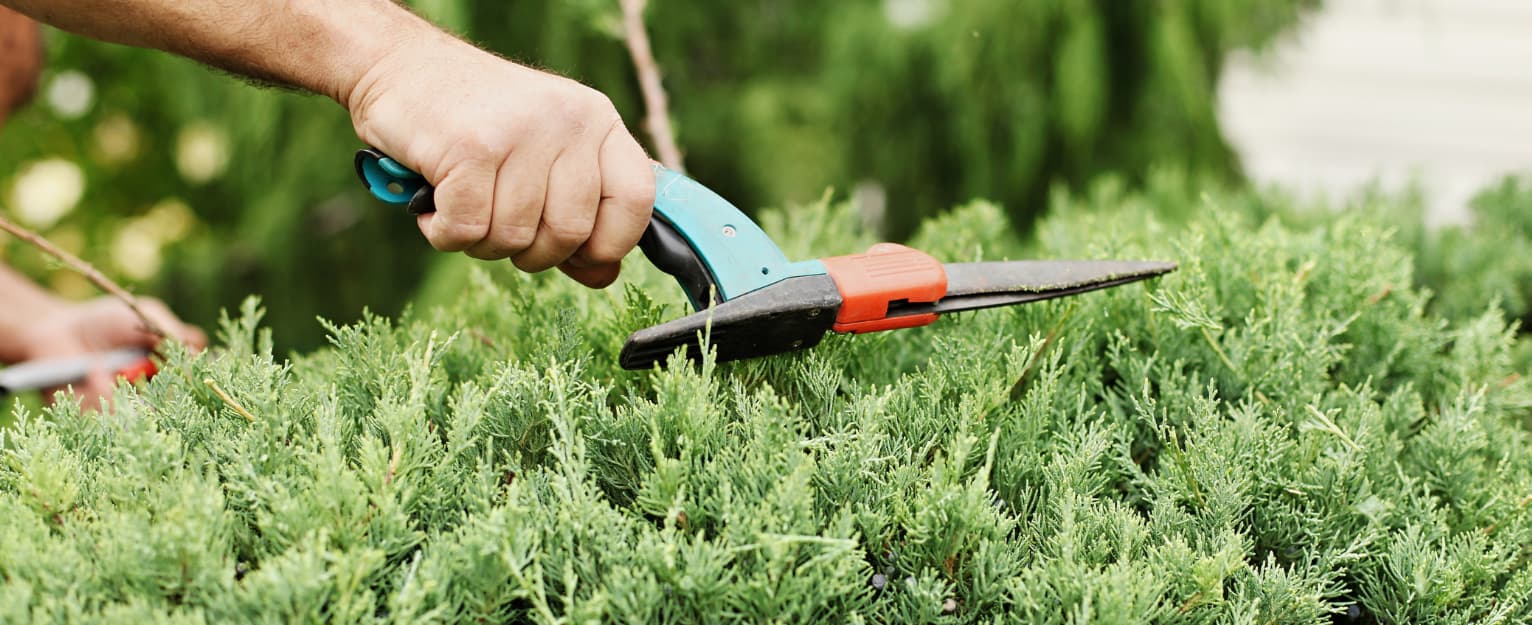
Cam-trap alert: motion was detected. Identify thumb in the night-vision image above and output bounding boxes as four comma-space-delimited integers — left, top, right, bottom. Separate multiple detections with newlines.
420, 159, 497, 253
125, 298, 208, 352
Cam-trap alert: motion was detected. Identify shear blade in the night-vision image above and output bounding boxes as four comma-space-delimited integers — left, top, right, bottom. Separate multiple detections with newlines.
619, 275, 841, 370
895, 260, 1177, 317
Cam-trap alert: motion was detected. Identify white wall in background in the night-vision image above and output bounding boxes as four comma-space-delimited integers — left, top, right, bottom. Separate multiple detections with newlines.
1218, 0, 1532, 224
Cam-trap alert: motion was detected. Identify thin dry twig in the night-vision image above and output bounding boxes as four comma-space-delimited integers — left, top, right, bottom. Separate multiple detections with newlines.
385, 444, 403, 486
203, 378, 255, 423
1008, 301, 1079, 402
0, 214, 170, 339
1483, 494, 1532, 536
1366, 284, 1393, 305
619, 0, 685, 172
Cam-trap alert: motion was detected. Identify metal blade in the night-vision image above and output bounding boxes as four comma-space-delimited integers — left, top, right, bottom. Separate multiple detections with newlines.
0, 348, 150, 395
890, 260, 1176, 317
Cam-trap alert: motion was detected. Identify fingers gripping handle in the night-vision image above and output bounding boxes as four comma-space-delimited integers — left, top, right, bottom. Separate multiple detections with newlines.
354, 148, 720, 302
351, 148, 826, 308
355, 148, 724, 302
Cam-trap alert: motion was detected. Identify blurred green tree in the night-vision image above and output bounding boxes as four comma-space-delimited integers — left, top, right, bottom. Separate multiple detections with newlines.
0, 0, 1313, 352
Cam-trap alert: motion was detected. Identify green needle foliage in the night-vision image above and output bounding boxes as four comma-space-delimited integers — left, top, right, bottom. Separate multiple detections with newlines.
5, 174, 1532, 623
1416, 178, 1532, 328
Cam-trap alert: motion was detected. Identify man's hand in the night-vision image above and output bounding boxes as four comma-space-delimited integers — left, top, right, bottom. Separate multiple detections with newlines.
348, 36, 655, 288
8, 297, 206, 407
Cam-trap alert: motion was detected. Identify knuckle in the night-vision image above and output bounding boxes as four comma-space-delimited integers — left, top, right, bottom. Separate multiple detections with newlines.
606, 164, 657, 212
628, 178, 657, 210
585, 91, 618, 119
493, 223, 539, 253
554, 86, 617, 136
615, 190, 655, 221
543, 220, 592, 248
430, 218, 490, 251
442, 135, 500, 164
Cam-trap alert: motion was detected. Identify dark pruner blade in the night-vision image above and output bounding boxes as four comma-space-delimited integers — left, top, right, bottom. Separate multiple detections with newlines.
903, 260, 1176, 316
619, 275, 842, 370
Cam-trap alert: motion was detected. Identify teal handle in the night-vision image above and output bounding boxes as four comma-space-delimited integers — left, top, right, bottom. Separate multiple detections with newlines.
352, 148, 826, 302
647, 166, 826, 301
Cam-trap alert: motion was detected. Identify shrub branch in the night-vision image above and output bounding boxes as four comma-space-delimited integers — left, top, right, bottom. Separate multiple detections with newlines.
0, 214, 170, 340
619, 0, 685, 172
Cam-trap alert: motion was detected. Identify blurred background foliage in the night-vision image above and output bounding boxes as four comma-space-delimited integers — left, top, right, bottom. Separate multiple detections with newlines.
0, 0, 1315, 352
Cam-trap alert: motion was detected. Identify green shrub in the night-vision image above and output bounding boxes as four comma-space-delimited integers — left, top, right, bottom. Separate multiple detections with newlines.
1415, 178, 1532, 327
5, 175, 1532, 623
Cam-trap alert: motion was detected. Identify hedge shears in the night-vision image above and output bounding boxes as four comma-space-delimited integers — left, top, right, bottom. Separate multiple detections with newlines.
355, 149, 1176, 369
0, 348, 156, 397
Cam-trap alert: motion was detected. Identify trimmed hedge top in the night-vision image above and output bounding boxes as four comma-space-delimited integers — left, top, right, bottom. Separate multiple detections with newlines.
4, 175, 1532, 624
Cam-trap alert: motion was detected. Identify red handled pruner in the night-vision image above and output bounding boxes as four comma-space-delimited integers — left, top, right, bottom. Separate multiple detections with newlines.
355, 149, 1176, 369
0, 348, 157, 397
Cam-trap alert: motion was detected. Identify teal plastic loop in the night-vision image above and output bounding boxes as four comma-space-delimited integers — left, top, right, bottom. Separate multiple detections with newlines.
360, 154, 425, 205
378, 157, 420, 180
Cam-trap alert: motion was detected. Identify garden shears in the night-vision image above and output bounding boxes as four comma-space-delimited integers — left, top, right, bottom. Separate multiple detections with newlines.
0, 348, 157, 397
355, 149, 1176, 369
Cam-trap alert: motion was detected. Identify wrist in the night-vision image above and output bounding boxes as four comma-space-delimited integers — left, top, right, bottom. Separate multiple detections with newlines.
341, 26, 495, 166
309, 2, 451, 107
341, 22, 475, 116
216, 0, 444, 106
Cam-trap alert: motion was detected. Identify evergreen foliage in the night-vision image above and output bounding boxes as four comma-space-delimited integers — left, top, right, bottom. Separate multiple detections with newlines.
5, 174, 1532, 623
1416, 178, 1532, 327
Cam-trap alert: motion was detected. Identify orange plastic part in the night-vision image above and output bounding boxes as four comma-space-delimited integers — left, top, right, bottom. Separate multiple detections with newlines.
114, 357, 158, 384
821, 243, 948, 333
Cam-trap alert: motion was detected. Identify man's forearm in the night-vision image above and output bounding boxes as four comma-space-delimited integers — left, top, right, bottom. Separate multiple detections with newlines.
0, 264, 63, 363
0, 0, 440, 104
3, 0, 659, 289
